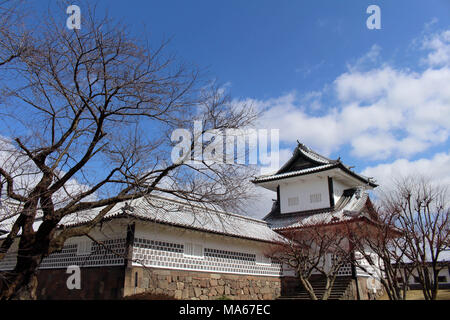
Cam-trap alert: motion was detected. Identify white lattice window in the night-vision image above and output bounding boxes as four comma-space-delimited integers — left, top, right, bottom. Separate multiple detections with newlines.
131, 237, 282, 276
204, 248, 256, 262
256, 254, 270, 265
193, 244, 203, 257
288, 197, 299, 206
37, 238, 126, 269
184, 242, 203, 257
76, 240, 92, 255
310, 193, 322, 203
184, 242, 193, 256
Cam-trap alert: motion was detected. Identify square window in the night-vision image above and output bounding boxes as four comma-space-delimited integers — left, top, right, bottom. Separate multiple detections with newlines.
288, 197, 299, 206
310, 193, 322, 203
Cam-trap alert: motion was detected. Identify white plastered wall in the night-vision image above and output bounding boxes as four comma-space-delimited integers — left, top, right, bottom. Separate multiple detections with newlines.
279, 175, 330, 213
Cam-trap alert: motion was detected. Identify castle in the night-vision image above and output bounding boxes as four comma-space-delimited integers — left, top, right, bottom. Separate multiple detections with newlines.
0, 143, 383, 300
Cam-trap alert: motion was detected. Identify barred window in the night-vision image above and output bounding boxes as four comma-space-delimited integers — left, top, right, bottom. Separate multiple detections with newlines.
310, 193, 322, 203
39, 238, 126, 269
76, 240, 92, 256
193, 244, 203, 257
184, 242, 203, 257
132, 239, 282, 276
134, 238, 183, 253
288, 197, 299, 206
204, 248, 256, 262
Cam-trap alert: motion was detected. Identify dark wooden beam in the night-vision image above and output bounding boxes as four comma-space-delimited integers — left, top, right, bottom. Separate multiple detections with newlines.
328, 176, 335, 208
124, 222, 135, 268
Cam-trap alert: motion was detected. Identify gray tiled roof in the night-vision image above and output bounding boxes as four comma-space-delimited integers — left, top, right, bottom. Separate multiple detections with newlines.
264, 188, 370, 230
1, 195, 283, 243
252, 142, 377, 187
125, 196, 284, 243
253, 163, 335, 182
295, 143, 334, 165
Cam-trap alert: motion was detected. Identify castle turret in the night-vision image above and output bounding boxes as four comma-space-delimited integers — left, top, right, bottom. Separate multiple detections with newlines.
252, 142, 377, 229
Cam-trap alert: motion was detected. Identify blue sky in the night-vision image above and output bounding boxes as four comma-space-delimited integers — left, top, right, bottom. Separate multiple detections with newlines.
95, 1, 449, 153
4, 0, 450, 216
96, 0, 447, 97
90, 0, 450, 215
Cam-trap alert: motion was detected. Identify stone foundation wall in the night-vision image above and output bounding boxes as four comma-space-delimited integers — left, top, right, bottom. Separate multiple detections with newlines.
125, 267, 281, 300
34, 265, 383, 300
356, 277, 384, 300
36, 266, 125, 300
341, 279, 357, 300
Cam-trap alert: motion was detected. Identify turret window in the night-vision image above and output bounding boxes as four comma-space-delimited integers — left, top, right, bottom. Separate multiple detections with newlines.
310, 193, 322, 203
288, 197, 299, 206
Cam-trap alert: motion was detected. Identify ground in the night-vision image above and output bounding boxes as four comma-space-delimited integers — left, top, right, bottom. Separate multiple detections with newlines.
378, 289, 450, 300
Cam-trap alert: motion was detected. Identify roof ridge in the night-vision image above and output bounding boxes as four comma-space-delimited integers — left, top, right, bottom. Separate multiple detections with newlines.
134, 194, 270, 226
297, 142, 334, 164
253, 163, 336, 182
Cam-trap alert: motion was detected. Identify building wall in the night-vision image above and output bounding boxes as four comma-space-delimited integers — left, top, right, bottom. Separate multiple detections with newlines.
279, 176, 330, 213
354, 246, 385, 278
1, 218, 388, 300
124, 266, 281, 300
36, 266, 125, 299
0, 220, 129, 271
132, 222, 282, 277
406, 266, 450, 289
16, 218, 282, 300
355, 276, 384, 300
332, 179, 350, 205
128, 221, 282, 300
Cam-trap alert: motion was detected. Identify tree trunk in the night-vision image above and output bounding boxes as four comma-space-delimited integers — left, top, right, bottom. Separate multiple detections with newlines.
431, 269, 439, 300
5, 273, 38, 300
1, 258, 41, 300
322, 276, 336, 300
0, 228, 54, 300
299, 277, 317, 300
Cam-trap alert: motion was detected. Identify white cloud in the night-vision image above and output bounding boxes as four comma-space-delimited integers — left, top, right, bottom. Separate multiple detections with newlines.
0, 136, 97, 208
422, 30, 450, 67
346, 44, 382, 72
241, 29, 450, 217
424, 18, 439, 31
246, 29, 450, 160
362, 152, 450, 192
296, 60, 326, 78
334, 66, 399, 102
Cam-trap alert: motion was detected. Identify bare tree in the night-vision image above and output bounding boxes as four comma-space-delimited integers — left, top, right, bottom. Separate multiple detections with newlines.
0, 4, 257, 299
349, 212, 410, 300
0, 0, 30, 67
266, 222, 353, 300
385, 177, 449, 300
350, 177, 449, 300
